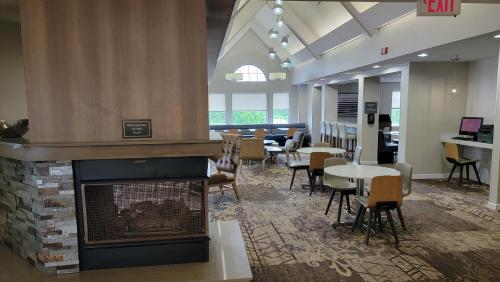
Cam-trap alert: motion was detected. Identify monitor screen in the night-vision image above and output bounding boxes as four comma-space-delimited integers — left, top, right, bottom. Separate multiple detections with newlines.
459, 117, 483, 135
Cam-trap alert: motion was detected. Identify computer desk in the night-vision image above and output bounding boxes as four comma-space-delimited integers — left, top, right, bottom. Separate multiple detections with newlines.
440, 133, 493, 149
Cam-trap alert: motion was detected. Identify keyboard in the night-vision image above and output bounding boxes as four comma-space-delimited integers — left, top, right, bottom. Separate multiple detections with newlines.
451, 136, 473, 141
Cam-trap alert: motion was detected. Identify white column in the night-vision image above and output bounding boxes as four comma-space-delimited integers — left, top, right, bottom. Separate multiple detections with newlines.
357, 76, 381, 164
488, 48, 500, 210
322, 84, 339, 122
398, 64, 410, 163
307, 84, 322, 143
297, 85, 308, 124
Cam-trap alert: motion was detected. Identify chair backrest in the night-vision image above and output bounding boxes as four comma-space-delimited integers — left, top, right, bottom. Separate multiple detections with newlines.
444, 143, 459, 162
254, 128, 266, 138
367, 176, 403, 208
331, 122, 338, 136
287, 128, 297, 138
312, 142, 330, 148
353, 145, 362, 165
228, 129, 239, 135
216, 134, 241, 174
309, 152, 332, 172
323, 157, 347, 184
240, 138, 266, 160
395, 162, 413, 197
338, 123, 346, 138
292, 131, 305, 149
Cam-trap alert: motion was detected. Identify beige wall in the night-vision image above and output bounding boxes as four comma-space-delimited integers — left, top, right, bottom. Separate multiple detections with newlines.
467, 56, 498, 124
357, 77, 380, 163
379, 82, 400, 115
405, 62, 469, 175
0, 20, 27, 124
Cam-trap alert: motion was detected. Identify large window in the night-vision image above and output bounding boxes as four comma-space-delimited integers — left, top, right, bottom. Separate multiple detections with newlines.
232, 93, 267, 124
391, 91, 400, 127
273, 93, 289, 124
234, 65, 266, 82
209, 93, 226, 125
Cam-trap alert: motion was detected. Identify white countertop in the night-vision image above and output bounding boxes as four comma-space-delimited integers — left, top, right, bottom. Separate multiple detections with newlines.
440, 132, 493, 149
297, 147, 346, 155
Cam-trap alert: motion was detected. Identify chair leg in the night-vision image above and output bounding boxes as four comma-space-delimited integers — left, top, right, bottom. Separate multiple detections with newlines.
466, 165, 470, 180
365, 210, 374, 245
232, 182, 240, 200
289, 169, 297, 190
337, 194, 344, 222
396, 207, 406, 230
377, 211, 383, 231
309, 173, 316, 196
472, 163, 481, 185
448, 164, 456, 182
386, 210, 399, 244
459, 165, 463, 185
352, 205, 364, 232
325, 190, 336, 215
346, 193, 352, 214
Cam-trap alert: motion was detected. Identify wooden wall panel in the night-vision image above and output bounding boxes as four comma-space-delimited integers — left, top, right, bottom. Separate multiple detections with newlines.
19, 0, 209, 143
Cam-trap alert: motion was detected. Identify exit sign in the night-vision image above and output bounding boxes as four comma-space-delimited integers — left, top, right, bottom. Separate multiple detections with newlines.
417, 0, 461, 16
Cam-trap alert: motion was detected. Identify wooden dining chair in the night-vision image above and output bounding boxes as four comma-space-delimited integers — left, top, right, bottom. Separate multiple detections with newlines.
312, 142, 330, 148
444, 143, 481, 185
287, 128, 297, 139
240, 138, 268, 171
228, 129, 239, 135
308, 152, 332, 196
352, 175, 402, 245
254, 128, 266, 139
323, 158, 357, 222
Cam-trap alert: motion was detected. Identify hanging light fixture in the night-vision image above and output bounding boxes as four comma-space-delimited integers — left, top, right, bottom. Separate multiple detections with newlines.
451, 55, 460, 94
272, 0, 284, 16
268, 48, 277, 60
280, 58, 291, 68
268, 28, 279, 39
276, 15, 285, 28
280, 35, 289, 48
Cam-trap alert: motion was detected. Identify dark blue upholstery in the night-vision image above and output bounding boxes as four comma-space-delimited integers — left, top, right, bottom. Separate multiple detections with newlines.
210, 123, 310, 146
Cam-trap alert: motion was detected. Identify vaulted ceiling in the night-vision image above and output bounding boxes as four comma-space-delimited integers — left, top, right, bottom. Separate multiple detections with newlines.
219, 0, 417, 67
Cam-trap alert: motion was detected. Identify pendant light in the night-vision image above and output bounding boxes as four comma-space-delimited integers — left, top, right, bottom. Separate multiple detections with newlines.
280, 58, 291, 68
272, 3, 284, 16
451, 56, 459, 94
277, 15, 285, 28
268, 48, 277, 60
280, 35, 289, 48
268, 28, 279, 39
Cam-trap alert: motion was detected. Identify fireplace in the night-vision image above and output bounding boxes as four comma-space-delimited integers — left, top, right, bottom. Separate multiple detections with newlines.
73, 157, 209, 270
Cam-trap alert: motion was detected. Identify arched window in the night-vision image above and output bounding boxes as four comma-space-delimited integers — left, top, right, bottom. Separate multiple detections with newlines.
234, 65, 266, 82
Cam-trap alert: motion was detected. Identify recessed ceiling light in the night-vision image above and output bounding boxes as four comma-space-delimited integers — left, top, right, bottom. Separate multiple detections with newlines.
373, 65, 381, 69
495, 34, 500, 39
417, 52, 429, 57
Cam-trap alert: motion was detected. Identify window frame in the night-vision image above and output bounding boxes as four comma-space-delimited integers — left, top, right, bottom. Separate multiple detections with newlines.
391, 91, 401, 127
231, 93, 268, 124
234, 65, 267, 82
272, 92, 290, 124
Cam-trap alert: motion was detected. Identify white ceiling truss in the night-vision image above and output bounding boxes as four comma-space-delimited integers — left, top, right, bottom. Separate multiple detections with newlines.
218, 1, 431, 67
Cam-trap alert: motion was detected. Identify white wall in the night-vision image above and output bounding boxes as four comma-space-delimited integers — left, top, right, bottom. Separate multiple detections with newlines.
357, 77, 381, 164
405, 62, 469, 175
209, 30, 296, 124
467, 57, 499, 125
307, 84, 322, 143
0, 20, 27, 123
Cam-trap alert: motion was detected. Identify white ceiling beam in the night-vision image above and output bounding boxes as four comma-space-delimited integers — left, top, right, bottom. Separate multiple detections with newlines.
340, 2, 375, 37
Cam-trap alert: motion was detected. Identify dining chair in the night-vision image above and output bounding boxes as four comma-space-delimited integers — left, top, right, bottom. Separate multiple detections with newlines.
394, 162, 412, 230
339, 123, 357, 157
254, 128, 266, 139
444, 143, 481, 185
228, 129, 239, 135
352, 175, 402, 245
240, 138, 268, 171
308, 152, 332, 196
323, 158, 357, 222
208, 134, 242, 200
312, 142, 330, 148
287, 128, 297, 139
285, 143, 309, 190
353, 145, 362, 165
330, 122, 338, 148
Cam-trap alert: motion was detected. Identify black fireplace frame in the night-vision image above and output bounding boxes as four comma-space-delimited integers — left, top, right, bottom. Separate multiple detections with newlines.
73, 157, 210, 271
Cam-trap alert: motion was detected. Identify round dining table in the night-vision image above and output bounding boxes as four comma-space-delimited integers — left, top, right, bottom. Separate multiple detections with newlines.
263, 139, 278, 146
297, 147, 346, 155
323, 164, 400, 227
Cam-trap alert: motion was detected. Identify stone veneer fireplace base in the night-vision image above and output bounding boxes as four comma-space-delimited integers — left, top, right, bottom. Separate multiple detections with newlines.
0, 157, 79, 274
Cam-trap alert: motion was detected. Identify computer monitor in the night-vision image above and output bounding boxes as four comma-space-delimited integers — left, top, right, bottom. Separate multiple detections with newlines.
459, 117, 483, 136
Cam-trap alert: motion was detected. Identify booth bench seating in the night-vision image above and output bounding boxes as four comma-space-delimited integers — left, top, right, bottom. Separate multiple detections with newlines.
210, 123, 311, 147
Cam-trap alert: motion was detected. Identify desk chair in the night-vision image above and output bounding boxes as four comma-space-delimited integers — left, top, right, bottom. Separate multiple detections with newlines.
445, 143, 481, 185
352, 175, 402, 245
323, 158, 357, 222
309, 152, 332, 196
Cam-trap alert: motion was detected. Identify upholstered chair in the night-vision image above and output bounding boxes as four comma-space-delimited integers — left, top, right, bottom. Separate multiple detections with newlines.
208, 134, 242, 199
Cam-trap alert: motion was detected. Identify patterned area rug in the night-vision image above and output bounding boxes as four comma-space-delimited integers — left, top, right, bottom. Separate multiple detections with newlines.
209, 161, 500, 281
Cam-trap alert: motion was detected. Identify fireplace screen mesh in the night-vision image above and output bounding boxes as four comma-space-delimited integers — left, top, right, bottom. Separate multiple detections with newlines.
82, 180, 206, 245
